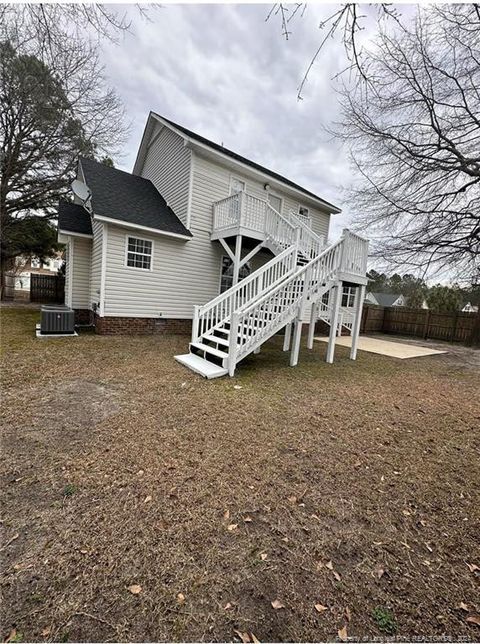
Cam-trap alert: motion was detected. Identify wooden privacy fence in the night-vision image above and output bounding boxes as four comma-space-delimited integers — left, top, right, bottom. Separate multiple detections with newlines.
30, 274, 65, 304
361, 305, 477, 344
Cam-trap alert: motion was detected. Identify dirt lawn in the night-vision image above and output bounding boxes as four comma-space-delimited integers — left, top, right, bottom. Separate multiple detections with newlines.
1, 307, 479, 642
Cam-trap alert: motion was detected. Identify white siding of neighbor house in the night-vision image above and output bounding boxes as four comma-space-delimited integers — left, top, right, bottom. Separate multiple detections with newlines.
138, 125, 191, 227
90, 220, 103, 308
101, 133, 333, 320
64, 242, 71, 307
70, 236, 92, 309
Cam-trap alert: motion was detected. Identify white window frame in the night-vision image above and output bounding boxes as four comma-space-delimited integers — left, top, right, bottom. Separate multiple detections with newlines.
219, 255, 251, 293
124, 234, 154, 271
229, 176, 246, 195
342, 286, 356, 308
298, 205, 310, 219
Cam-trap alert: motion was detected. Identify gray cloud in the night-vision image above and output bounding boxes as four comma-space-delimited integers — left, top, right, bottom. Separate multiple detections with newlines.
101, 4, 366, 238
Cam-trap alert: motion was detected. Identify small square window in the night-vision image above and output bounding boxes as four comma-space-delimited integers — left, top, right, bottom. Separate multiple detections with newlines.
299, 206, 310, 218
126, 236, 152, 270
342, 286, 356, 308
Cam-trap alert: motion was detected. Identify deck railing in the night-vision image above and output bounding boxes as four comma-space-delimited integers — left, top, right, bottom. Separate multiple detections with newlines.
212, 191, 327, 261
341, 229, 369, 277
192, 245, 298, 343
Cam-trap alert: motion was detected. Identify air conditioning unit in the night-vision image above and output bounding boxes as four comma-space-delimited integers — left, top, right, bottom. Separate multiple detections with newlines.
40, 305, 75, 335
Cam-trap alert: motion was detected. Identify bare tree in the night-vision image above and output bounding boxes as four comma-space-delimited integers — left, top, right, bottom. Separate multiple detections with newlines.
0, 9, 128, 295
334, 4, 479, 283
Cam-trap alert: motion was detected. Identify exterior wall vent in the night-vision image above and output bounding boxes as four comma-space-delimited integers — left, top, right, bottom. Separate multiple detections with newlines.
40, 305, 75, 335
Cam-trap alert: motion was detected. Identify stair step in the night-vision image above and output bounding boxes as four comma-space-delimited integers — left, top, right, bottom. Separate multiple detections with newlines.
191, 342, 228, 359
175, 353, 227, 379
203, 333, 229, 346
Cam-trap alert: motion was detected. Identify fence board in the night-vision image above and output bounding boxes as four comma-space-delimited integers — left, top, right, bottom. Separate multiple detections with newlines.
30, 274, 65, 303
361, 304, 477, 344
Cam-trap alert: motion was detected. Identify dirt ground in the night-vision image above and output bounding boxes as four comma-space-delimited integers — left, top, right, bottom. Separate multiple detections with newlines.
1, 307, 479, 643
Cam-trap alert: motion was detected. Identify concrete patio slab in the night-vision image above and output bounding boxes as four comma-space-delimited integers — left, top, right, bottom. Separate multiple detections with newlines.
314, 335, 447, 359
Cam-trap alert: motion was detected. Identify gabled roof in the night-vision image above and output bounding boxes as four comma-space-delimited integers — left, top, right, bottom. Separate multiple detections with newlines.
368, 292, 404, 307
79, 157, 192, 238
58, 200, 93, 236
135, 112, 341, 214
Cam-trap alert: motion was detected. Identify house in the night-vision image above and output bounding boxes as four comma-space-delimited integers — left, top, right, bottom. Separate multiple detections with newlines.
462, 302, 479, 313
365, 292, 406, 307
9, 253, 63, 294
58, 112, 369, 377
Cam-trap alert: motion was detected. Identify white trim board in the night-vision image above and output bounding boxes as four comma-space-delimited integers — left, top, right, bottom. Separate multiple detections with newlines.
93, 214, 192, 240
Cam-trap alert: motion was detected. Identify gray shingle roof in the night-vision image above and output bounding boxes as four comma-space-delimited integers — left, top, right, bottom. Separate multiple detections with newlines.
156, 114, 341, 213
58, 200, 93, 235
79, 157, 191, 237
369, 292, 403, 307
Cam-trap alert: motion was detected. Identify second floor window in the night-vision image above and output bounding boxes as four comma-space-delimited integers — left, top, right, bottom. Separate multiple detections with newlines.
126, 236, 153, 270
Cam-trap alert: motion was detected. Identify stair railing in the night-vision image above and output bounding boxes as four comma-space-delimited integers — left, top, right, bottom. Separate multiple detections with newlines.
289, 212, 326, 260
192, 245, 298, 343
232, 236, 347, 363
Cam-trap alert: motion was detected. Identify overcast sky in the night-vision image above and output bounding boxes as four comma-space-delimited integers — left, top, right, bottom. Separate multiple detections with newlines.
100, 3, 382, 239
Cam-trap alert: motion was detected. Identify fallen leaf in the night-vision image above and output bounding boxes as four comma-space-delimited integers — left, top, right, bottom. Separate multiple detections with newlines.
5, 629, 17, 643
281, 537, 289, 543
251, 634, 261, 643
325, 561, 334, 570
333, 570, 341, 582
466, 563, 479, 573
177, 592, 185, 604
227, 523, 238, 531
137, 470, 144, 476
127, 584, 142, 594
338, 625, 348, 641
458, 602, 469, 611
224, 509, 230, 520
287, 495, 297, 503
41, 626, 51, 637
243, 516, 253, 523
233, 385, 243, 390
234, 630, 250, 643
466, 615, 480, 626
79, 548, 88, 555
374, 565, 385, 579
354, 460, 362, 468
345, 607, 351, 622
315, 603, 328, 613
260, 553, 268, 561
311, 514, 320, 521
224, 602, 233, 610
271, 599, 285, 610
402, 509, 411, 516
144, 495, 152, 503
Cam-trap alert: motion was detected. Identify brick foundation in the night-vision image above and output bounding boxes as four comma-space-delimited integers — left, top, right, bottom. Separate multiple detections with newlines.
74, 309, 94, 325
94, 315, 192, 336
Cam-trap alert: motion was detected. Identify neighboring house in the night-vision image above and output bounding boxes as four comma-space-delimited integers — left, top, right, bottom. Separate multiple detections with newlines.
13, 253, 63, 291
462, 302, 479, 313
365, 292, 407, 307
58, 112, 369, 377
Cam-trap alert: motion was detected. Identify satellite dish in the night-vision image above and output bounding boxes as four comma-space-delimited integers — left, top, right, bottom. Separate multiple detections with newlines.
71, 179, 91, 203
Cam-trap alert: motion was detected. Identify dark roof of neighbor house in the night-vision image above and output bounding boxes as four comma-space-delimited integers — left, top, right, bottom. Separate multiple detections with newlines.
369, 292, 403, 307
155, 114, 341, 213
79, 157, 192, 237
58, 200, 93, 235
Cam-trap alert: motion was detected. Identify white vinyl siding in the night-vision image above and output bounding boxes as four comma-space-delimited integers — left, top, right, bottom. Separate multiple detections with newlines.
90, 220, 103, 308
139, 126, 191, 227
70, 237, 92, 309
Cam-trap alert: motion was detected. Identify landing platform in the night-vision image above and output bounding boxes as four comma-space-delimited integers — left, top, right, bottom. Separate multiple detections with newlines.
315, 335, 447, 359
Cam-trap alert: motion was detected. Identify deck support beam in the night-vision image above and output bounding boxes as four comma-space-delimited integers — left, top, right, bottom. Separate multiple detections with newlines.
232, 235, 242, 286
307, 302, 319, 349
283, 322, 292, 351
290, 317, 303, 366
350, 284, 366, 360
239, 241, 264, 269
326, 281, 342, 364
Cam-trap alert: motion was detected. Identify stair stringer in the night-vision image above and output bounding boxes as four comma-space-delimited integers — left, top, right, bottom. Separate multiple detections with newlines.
233, 279, 337, 368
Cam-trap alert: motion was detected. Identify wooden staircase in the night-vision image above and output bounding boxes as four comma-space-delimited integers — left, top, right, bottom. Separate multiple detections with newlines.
175, 202, 369, 378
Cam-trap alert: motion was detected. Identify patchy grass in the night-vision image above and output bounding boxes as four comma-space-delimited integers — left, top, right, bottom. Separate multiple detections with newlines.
1, 307, 479, 642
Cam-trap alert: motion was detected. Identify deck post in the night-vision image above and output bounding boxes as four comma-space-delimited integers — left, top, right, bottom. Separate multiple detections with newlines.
349, 284, 365, 360
228, 311, 239, 377
232, 235, 242, 286
307, 302, 318, 349
326, 281, 342, 364
290, 316, 303, 366
283, 322, 292, 351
